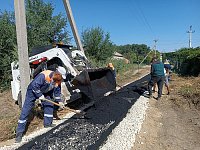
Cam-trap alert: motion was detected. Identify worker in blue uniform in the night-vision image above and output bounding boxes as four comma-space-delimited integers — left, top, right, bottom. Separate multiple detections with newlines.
15, 66, 66, 143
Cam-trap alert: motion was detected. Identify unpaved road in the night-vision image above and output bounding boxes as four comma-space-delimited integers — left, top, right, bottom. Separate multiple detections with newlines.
132, 76, 200, 150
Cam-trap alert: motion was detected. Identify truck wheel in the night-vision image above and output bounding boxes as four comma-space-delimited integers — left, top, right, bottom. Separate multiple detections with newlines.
17, 91, 22, 109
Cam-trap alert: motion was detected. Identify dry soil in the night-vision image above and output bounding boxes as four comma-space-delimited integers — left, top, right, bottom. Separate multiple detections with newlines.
132, 75, 200, 150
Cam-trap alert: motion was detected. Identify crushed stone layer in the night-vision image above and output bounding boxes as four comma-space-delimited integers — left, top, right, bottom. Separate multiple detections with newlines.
99, 96, 149, 150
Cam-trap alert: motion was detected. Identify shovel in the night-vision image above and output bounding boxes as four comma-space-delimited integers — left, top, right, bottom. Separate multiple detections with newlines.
41, 98, 85, 115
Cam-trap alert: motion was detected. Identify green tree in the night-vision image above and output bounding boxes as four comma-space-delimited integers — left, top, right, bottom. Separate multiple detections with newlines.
25, 0, 70, 50
0, 11, 17, 90
115, 44, 151, 64
0, 0, 71, 90
82, 27, 114, 62
124, 52, 137, 63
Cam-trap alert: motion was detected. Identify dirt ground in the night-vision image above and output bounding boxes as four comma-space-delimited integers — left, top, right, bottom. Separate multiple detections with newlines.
0, 91, 20, 141
132, 75, 200, 150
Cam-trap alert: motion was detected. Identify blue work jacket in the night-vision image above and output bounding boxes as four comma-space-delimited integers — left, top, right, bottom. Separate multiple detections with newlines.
27, 70, 61, 102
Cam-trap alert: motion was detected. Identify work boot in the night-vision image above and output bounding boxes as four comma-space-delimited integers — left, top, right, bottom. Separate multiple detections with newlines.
15, 132, 23, 143
143, 93, 153, 99
53, 111, 61, 120
44, 124, 56, 128
156, 96, 161, 101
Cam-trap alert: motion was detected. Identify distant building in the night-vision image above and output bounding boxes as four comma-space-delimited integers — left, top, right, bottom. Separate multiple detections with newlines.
112, 52, 130, 63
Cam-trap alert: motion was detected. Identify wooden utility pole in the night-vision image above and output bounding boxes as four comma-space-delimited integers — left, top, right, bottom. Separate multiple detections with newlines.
62, 0, 84, 53
14, 0, 30, 106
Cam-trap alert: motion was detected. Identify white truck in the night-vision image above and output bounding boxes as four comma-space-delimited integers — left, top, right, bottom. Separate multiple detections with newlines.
11, 44, 116, 108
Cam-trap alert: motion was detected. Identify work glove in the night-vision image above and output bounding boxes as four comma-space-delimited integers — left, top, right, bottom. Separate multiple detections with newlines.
37, 95, 45, 107
39, 95, 45, 100
58, 102, 65, 109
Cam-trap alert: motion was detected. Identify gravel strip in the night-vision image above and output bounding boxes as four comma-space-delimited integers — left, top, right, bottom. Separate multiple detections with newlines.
99, 96, 149, 150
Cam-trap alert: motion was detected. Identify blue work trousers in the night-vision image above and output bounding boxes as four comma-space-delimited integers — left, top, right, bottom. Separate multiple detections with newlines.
16, 90, 54, 134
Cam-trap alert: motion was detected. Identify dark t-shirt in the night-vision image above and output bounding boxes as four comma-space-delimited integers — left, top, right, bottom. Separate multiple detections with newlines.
164, 64, 171, 70
151, 61, 165, 77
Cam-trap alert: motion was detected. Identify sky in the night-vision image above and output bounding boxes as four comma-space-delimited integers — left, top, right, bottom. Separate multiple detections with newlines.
1, 0, 200, 52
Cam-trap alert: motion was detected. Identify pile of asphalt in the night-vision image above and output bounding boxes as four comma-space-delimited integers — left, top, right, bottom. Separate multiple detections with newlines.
2, 75, 150, 150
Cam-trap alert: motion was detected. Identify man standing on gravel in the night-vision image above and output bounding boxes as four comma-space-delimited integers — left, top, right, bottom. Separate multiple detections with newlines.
147, 56, 165, 100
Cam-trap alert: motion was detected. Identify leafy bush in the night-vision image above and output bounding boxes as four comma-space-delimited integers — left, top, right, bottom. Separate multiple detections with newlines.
165, 47, 200, 76
180, 54, 200, 76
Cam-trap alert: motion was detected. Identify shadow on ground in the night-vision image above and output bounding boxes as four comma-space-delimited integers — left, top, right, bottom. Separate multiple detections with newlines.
18, 74, 150, 150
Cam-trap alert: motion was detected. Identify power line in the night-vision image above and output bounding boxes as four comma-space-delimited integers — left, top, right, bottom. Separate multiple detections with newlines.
129, 0, 158, 52
127, 1, 149, 33
133, 0, 155, 37
128, 0, 155, 39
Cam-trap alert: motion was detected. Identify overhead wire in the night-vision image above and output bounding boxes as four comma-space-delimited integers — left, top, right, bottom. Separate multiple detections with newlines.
126, 1, 199, 51
133, 0, 159, 52
128, 0, 157, 51
126, 1, 147, 32
127, 0, 155, 39
133, 0, 156, 38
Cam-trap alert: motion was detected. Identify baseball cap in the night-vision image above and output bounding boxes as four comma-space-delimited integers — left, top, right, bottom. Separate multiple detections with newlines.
57, 66, 66, 79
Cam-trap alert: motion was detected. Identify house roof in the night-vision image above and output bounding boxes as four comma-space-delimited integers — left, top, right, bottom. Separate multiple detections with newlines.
113, 52, 123, 57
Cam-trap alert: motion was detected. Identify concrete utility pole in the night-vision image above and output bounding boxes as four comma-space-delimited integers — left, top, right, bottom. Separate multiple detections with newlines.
160, 53, 163, 62
153, 39, 158, 56
187, 25, 195, 48
14, 0, 30, 106
62, 0, 84, 53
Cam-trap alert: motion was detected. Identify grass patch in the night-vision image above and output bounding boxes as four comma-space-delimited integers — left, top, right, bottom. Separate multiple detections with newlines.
179, 78, 200, 110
